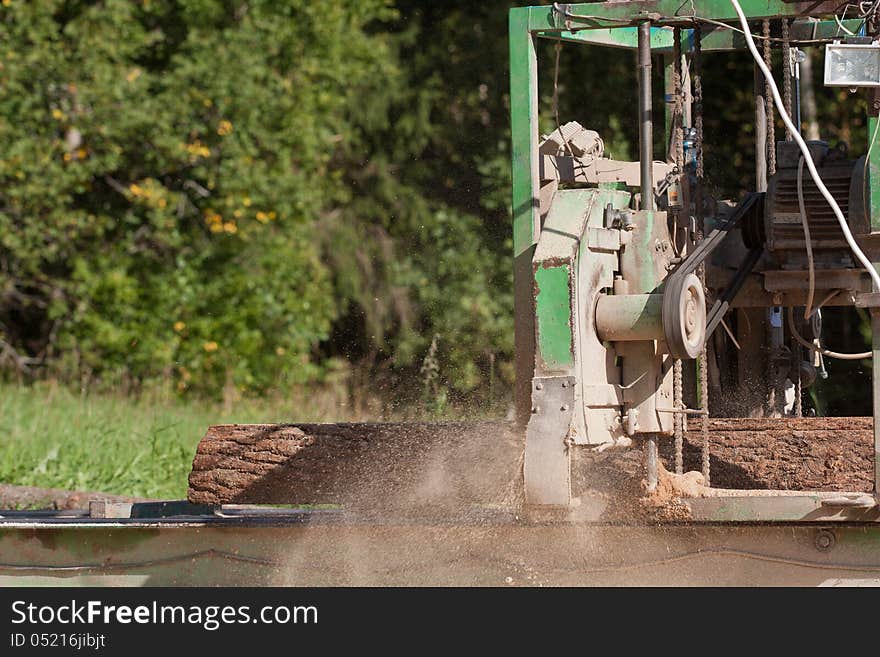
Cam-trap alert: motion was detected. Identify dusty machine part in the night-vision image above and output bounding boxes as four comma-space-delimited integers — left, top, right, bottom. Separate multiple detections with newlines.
671, 24, 686, 474
522, 99, 697, 503
509, 2, 880, 516
765, 141, 868, 260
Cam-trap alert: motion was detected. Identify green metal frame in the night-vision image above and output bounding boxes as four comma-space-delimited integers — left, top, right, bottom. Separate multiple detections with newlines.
510, 2, 871, 269
510, 1, 880, 504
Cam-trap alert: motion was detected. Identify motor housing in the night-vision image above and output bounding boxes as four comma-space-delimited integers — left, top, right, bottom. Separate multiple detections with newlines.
765, 140, 867, 270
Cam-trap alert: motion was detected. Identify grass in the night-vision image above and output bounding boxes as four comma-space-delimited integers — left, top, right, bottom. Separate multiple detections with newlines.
0, 382, 366, 499
0, 378, 509, 500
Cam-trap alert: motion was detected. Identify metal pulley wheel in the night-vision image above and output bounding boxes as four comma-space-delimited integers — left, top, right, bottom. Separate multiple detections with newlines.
662, 272, 706, 359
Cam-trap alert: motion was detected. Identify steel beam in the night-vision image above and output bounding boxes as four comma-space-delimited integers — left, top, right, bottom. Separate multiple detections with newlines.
530, 1, 852, 31
638, 21, 655, 212
510, 8, 541, 426
7, 517, 880, 585
538, 18, 862, 51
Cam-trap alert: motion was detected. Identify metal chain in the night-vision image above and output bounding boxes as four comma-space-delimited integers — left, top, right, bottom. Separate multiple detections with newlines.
673, 360, 684, 474
782, 19, 793, 140
672, 26, 685, 475
694, 24, 710, 485
793, 343, 803, 417
764, 19, 776, 175
694, 25, 704, 182
700, 344, 710, 483
673, 27, 683, 173
782, 18, 800, 415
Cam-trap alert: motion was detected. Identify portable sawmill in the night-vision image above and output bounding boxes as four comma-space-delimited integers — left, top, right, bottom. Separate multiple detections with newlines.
514, 1, 880, 510
5, 1, 880, 586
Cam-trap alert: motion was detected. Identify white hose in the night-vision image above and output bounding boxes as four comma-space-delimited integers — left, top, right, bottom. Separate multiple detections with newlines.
835, 13, 856, 35
730, 0, 880, 294
797, 157, 815, 319
787, 306, 872, 360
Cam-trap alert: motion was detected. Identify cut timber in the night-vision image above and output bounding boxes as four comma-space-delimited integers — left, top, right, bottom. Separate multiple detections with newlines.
187, 416, 874, 507
676, 417, 872, 492
188, 422, 524, 508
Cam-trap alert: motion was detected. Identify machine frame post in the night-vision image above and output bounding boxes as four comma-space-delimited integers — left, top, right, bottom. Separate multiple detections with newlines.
510, 7, 542, 427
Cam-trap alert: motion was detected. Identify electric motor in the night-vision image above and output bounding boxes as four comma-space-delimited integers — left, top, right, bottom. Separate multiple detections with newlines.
765, 140, 867, 269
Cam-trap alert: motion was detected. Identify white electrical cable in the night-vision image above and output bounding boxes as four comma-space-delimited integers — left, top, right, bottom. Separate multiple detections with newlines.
787, 306, 872, 359
730, 0, 880, 295
835, 13, 856, 35
797, 157, 816, 319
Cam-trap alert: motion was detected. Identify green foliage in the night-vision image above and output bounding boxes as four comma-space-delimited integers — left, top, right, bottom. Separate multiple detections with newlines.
0, 0, 516, 400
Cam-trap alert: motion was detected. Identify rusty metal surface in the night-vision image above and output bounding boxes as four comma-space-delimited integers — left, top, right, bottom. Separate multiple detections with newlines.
525, 377, 576, 505
5, 515, 880, 586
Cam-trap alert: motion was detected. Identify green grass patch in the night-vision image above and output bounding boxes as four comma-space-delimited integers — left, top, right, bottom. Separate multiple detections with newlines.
0, 382, 360, 499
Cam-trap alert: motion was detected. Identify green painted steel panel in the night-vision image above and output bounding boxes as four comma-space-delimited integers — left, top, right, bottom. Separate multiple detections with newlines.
534, 264, 574, 370
510, 7, 538, 258
870, 114, 880, 232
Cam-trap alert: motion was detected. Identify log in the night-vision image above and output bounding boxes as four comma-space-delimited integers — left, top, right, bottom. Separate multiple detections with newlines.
676, 416, 873, 492
188, 421, 524, 508
187, 417, 875, 506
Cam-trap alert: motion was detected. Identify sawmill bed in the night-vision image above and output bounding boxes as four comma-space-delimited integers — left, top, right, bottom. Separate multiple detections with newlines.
3, 506, 880, 585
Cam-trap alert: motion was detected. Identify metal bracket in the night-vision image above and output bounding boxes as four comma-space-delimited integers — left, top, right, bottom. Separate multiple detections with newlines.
524, 375, 576, 506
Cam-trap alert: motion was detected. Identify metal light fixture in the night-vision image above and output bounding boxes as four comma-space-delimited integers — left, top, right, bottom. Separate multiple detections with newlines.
824, 41, 880, 87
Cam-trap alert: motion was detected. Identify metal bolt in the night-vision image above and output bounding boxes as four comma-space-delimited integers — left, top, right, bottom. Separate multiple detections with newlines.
535, 382, 543, 390
531, 406, 540, 414
561, 404, 569, 411
561, 381, 568, 388
815, 529, 836, 552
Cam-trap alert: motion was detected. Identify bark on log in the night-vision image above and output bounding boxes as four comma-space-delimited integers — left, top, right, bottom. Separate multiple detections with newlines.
188, 422, 524, 508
